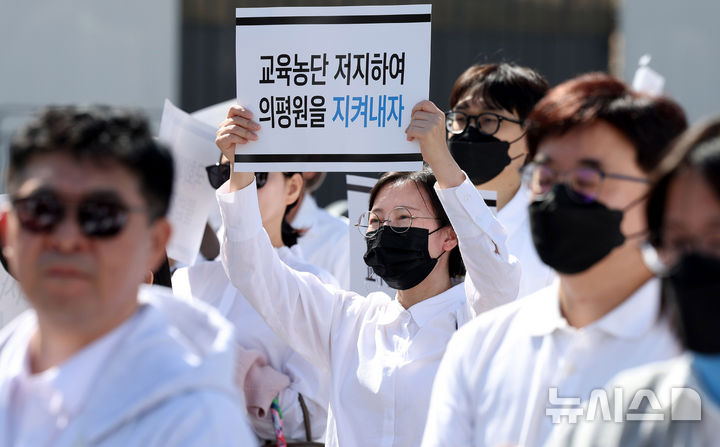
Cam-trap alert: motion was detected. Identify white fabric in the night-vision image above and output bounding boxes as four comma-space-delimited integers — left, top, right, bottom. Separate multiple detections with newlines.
0, 285, 256, 447
496, 184, 555, 298
421, 278, 681, 447
546, 354, 720, 447
217, 175, 520, 447
292, 193, 351, 289
172, 246, 335, 442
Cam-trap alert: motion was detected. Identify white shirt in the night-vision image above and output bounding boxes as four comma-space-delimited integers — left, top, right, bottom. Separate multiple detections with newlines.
292, 193, 351, 289
217, 175, 520, 447
546, 354, 720, 447
497, 184, 555, 298
421, 278, 682, 447
172, 246, 334, 442
6, 311, 139, 446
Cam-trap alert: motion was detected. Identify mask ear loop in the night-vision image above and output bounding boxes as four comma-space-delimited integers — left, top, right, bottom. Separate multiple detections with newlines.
621, 192, 651, 240
508, 131, 528, 162
427, 224, 450, 261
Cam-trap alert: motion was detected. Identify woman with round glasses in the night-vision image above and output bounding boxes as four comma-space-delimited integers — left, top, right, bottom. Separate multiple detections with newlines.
213, 100, 520, 447
422, 73, 688, 447
444, 63, 555, 298
546, 117, 720, 446
174, 161, 337, 444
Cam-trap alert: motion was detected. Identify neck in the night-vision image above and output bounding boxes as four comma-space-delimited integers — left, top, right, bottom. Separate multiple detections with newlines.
284, 191, 306, 223
29, 299, 138, 374
557, 244, 652, 328
265, 218, 285, 248
396, 268, 452, 310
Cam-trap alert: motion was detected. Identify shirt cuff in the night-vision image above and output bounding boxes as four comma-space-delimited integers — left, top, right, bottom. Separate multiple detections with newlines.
434, 173, 500, 239
216, 178, 264, 242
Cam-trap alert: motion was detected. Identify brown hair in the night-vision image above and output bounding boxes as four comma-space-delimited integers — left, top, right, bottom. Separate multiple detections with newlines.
525, 73, 688, 172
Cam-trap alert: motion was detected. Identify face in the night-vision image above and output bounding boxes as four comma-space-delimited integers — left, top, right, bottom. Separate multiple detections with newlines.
1, 154, 170, 327
661, 168, 720, 265
370, 181, 457, 259
452, 96, 528, 188
533, 120, 650, 236
257, 172, 302, 239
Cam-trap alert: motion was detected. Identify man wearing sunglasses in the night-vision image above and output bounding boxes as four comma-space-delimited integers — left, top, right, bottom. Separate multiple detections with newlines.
0, 106, 255, 445
422, 74, 688, 447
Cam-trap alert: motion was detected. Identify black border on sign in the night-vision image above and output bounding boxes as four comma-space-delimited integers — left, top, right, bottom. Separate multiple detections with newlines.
235, 14, 431, 26
347, 184, 373, 194
234, 153, 423, 163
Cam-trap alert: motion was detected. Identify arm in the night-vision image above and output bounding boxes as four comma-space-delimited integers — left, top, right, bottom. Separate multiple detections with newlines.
406, 101, 521, 314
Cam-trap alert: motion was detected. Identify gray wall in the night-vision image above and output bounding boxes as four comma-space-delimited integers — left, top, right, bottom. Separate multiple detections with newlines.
619, 0, 720, 123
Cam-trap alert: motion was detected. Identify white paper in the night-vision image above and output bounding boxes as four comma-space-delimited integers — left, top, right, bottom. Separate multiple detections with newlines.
632, 55, 665, 96
192, 98, 237, 129
235, 5, 431, 172
346, 175, 396, 296
476, 189, 498, 216
158, 99, 221, 265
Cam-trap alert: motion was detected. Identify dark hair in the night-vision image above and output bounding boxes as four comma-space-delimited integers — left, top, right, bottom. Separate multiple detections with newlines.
646, 118, 720, 247
8, 105, 174, 221
368, 169, 465, 278
526, 73, 688, 172
449, 63, 550, 121
281, 172, 302, 247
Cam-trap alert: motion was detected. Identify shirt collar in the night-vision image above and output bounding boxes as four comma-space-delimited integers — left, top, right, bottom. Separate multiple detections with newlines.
407, 283, 466, 329
525, 278, 661, 339
291, 193, 318, 229
497, 184, 529, 237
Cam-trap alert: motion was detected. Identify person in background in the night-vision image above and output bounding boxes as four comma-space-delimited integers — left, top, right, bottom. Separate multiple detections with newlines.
213, 100, 520, 447
546, 117, 720, 446
285, 171, 351, 289
173, 168, 334, 445
421, 73, 688, 447
445, 62, 555, 297
0, 105, 255, 446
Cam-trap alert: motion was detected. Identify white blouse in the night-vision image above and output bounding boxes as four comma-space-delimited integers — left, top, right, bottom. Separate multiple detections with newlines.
217, 175, 520, 447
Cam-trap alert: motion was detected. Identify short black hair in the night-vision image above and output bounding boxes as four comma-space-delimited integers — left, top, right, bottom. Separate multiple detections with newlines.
368, 169, 465, 278
8, 105, 174, 220
449, 63, 550, 121
647, 118, 720, 247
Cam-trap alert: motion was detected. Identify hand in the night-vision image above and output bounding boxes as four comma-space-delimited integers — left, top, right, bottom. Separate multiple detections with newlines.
215, 105, 258, 192
405, 100, 465, 188
215, 105, 261, 162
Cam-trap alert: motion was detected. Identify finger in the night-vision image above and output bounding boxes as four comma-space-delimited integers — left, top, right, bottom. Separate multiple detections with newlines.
227, 105, 254, 120
217, 133, 249, 149
409, 110, 438, 124
229, 115, 261, 131
220, 124, 258, 141
411, 100, 440, 115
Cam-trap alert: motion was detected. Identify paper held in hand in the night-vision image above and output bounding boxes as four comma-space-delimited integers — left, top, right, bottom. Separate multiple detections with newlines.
235, 5, 432, 172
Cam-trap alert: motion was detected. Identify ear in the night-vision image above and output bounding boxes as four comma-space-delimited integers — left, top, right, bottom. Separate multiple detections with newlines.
284, 173, 304, 206
147, 218, 172, 272
440, 226, 458, 252
0, 210, 13, 268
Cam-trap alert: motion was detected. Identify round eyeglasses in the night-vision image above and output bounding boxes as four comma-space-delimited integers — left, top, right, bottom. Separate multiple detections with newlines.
521, 162, 650, 203
445, 111, 523, 136
355, 206, 441, 238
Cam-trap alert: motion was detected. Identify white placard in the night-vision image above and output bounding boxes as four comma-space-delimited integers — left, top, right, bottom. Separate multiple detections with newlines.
476, 189, 498, 216
0, 194, 29, 328
158, 99, 220, 265
632, 55, 665, 96
346, 175, 397, 297
235, 5, 431, 172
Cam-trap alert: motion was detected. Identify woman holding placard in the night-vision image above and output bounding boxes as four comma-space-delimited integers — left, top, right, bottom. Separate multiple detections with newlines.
213, 100, 520, 447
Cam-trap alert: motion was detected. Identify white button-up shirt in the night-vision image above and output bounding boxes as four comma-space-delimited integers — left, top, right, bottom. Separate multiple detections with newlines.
217, 176, 520, 447
292, 193, 351, 289
421, 278, 681, 447
496, 184, 555, 298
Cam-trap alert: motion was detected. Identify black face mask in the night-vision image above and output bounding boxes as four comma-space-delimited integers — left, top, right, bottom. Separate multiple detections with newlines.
663, 252, 720, 354
529, 184, 627, 274
363, 225, 444, 291
447, 126, 523, 185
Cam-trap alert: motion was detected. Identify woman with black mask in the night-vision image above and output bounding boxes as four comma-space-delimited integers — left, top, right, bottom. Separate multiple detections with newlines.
546, 118, 720, 446
421, 73, 688, 447
445, 63, 554, 297
213, 100, 520, 447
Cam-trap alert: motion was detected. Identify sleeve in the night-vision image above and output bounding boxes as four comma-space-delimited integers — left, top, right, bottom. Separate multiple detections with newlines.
420, 329, 475, 446
434, 175, 521, 316
217, 179, 361, 372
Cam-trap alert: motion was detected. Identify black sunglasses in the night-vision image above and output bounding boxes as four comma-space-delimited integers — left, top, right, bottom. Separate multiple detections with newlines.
204, 163, 269, 189
11, 191, 144, 238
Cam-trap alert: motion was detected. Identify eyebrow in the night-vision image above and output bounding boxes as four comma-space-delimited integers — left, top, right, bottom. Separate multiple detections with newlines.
370, 205, 421, 214
534, 155, 604, 171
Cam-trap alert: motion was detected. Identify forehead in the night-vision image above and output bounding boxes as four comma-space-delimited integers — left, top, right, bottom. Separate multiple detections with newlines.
13, 153, 141, 199
664, 168, 720, 229
535, 121, 640, 172
371, 180, 434, 215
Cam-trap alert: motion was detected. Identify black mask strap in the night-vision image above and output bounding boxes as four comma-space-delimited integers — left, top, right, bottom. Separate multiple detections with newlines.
621, 192, 650, 240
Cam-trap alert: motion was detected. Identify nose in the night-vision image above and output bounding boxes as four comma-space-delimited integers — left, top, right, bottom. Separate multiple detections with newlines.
47, 210, 88, 252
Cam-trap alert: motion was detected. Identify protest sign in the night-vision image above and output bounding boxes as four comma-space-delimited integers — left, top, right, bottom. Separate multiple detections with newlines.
235, 5, 431, 172
158, 100, 220, 265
